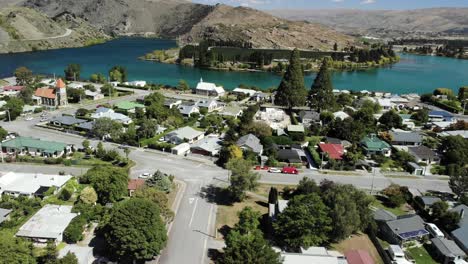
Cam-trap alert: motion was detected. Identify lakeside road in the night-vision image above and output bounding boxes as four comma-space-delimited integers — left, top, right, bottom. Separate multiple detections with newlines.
0, 119, 452, 264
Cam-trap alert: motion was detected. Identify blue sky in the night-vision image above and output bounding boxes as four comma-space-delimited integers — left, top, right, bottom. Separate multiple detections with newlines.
191, 0, 468, 10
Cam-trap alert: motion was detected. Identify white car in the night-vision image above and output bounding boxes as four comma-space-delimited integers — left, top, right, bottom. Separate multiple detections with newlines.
268, 167, 282, 173
25, 116, 33, 121
139, 172, 151, 179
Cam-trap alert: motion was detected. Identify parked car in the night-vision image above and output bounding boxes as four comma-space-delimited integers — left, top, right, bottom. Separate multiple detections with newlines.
268, 167, 282, 173
25, 116, 34, 121
118, 144, 129, 149
282, 167, 299, 174
40, 117, 48, 122
139, 172, 151, 179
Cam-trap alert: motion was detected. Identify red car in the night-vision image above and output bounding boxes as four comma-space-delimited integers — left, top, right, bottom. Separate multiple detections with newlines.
282, 167, 299, 174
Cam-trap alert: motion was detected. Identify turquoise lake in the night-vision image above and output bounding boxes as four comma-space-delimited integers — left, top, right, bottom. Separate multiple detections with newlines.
0, 38, 467, 94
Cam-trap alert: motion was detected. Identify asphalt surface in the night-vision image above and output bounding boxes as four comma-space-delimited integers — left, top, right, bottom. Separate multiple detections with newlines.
0, 116, 452, 264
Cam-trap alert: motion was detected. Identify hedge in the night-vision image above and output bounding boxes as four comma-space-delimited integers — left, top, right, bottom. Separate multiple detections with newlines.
63, 215, 87, 243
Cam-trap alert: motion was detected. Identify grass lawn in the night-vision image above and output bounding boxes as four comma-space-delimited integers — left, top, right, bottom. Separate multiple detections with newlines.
331, 233, 384, 264
254, 183, 297, 198
167, 182, 180, 209
372, 199, 409, 216
216, 194, 268, 240
406, 246, 438, 264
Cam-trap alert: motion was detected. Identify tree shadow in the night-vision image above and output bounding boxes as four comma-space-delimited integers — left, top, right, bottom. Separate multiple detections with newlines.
201, 184, 233, 206
255, 201, 269, 208
208, 248, 223, 263
218, 224, 232, 238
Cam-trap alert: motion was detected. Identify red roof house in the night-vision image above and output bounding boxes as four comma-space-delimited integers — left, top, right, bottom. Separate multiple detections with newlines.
345, 250, 375, 264
56, 78, 66, 89
318, 143, 345, 160
2, 86, 25, 92
128, 179, 145, 196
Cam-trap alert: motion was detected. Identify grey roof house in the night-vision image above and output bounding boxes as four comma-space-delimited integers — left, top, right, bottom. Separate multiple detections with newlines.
431, 237, 466, 264
50, 115, 87, 127
408, 146, 440, 165
451, 205, 468, 254
298, 110, 320, 127
0, 208, 12, 224
16, 204, 77, 243
380, 215, 429, 244
374, 209, 397, 223
165, 127, 204, 144
236, 134, 263, 155
415, 196, 442, 213
190, 136, 222, 156
389, 130, 423, 146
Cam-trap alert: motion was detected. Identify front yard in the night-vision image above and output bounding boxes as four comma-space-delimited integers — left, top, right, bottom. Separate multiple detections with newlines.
331, 233, 384, 264
406, 246, 438, 264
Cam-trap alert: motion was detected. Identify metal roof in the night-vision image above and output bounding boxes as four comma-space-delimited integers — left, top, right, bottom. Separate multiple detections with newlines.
237, 134, 263, 154
431, 237, 466, 258
2, 137, 68, 153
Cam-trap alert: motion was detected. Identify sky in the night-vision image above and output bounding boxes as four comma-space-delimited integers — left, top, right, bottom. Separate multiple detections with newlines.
191, 0, 468, 10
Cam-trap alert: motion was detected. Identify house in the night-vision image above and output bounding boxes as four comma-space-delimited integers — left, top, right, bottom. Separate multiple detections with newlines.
236, 134, 263, 155
85, 90, 104, 101
389, 130, 422, 146
195, 78, 225, 97
164, 99, 182, 109
0, 172, 71, 198
298, 110, 320, 127
438, 130, 468, 139
220, 105, 243, 118
408, 162, 424, 176
124, 80, 147, 87
360, 134, 391, 157
415, 196, 442, 213
450, 205, 468, 254
2, 85, 24, 92
91, 107, 132, 124
165, 127, 204, 144
115, 101, 145, 114
16, 204, 77, 243
287, 125, 305, 134
377, 98, 394, 111
75, 121, 95, 132
0, 208, 12, 224
232, 88, 257, 97
333, 111, 350, 120
67, 83, 83, 89
171, 143, 191, 156
196, 99, 221, 112
178, 104, 200, 116
318, 143, 345, 160
431, 237, 466, 264
34, 78, 68, 108
1, 137, 72, 157
49, 115, 87, 127
256, 108, 291, 130
429, 111, 454, 122
408, 146, 440, 165
190, 136, 222, 156
380, 215, 429, 244
281, 247, 348, 264
128, 179, 145, 197
345, 250, 374, 264
373, 209, 397, 223
277, 148, 304, 164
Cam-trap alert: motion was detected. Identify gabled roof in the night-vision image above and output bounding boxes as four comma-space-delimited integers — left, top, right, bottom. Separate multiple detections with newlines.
287, 125, 305, 133
389, 130, 422, 143
345, 250, 375, 264
34, 87, 56, 99
237, 134, 263, 154
2, 86, 24, 91
360, 135, 391, 151
450, 204, 468, 228
419, 196, 441, 207
277, 149, 302, 163
0, 208, 12, 224
166, 127, 204, 141
429, 110, 453, 118
299, 110, 320, 121
191, 137, 222, 154
385, 215, 428, 240
452, 226, 468, 249
178, 104, 199, 116
128, 179, 145, 191
373, 209, 397, 222
2, 137, 68, 153
318, 143, 344, 160
408, 146, 438, 160
431, 237, 466, 258
50, 115, 87, 126
196, 79, 225, 94
55, 78, 66, 89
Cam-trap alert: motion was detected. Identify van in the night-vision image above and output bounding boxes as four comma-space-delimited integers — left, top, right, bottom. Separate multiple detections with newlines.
282, 167, 299, 174
388, 245, 405, 261
426, 223, 444, 238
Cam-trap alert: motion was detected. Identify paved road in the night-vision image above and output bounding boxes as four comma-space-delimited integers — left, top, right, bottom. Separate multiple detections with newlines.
0, 163, 88, 176
0, 119, 452, 264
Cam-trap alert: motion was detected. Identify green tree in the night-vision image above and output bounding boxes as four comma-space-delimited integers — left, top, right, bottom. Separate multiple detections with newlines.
275, 49, 307, 109
63, 215, 86, 243
124, 147, 131, 161
101, 83, 117, 97
19, 86, 34, 104
67, 88, 85, 103
57, 252, 79, 264
96, 142, 106, 159
226, 158, 259, 201
138, 118, 158, 139
0, 126, 7, 140
146, 170, 172, 193
85, 166, 128, 204
411, 109, 429, 123
64, 63, 81, 81
440, 211, 461, 231
4, 97, 25, 121
134, 186, 174, 223
82, 139, 90, 150
268, 187, 279, 204
274, 193, 332, 250
309, 57, 336, 112
79, 186, 98, 205
382, 184, 407, 207
90, 73, 106, 83
0, 235, 35, 264
431, 201, 449, 221
14, 66, 33, 86
293, 177, 319, 196
378, 110, 403, 130
109, 66, 128, 82
92, 117, 123, 140
104, 198, 167, 261
219, 207, 281, 264
218, 144, 243, 167
458, 86, 468, 101
177, 79, 190, 91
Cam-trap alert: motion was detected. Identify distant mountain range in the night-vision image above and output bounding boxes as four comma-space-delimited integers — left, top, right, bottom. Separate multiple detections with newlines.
268, 8, 468, 38
0, 0, 358, 53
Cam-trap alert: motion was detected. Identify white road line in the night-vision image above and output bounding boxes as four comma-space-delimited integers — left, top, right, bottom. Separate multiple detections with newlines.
201, 204, 215, 264
188, 198, 199, 228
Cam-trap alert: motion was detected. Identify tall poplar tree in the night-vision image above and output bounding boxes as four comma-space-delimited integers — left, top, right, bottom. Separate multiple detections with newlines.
275, 49, 307, 109
309, 57, 336, 112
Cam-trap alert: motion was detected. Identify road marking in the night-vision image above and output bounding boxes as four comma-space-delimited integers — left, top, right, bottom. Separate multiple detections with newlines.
201, 204, 215, 264
188, 198, 199, 228
189, 198, 195, 204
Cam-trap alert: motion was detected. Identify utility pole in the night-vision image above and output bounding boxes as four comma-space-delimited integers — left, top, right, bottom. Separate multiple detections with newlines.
370, 167, 376, 194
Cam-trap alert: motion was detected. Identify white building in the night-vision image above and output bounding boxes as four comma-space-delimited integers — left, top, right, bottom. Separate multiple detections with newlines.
0, 172, 72, 197
232, 88, 257, 97
165, 126, 205, 144
91, 107, 132, 124
16, 205, 77, 243
255, 108, 291, 130
196, 99, 222, 112
171, 143, 191, 156
333, 111, 350, 120
124, 81, 147, 87
195, 78, 225, 97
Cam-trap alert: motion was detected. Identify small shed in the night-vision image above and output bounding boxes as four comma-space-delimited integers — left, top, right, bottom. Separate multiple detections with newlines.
171, 143, 190, 156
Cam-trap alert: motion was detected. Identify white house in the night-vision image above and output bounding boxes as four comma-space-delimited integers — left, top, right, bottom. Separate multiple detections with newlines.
195, 78, 225, 97
171, 143, 191, 156
255, 108, 291, 130
232, 88, 257, 97
91, 107, 132, 124
0, 172, 72, 198
124, 81, 147, 87
165, 127, 205, 144
85, 90, 104, 100
196, 99, 221, 112
333, 111, 350, 120
178, 104, 200, 116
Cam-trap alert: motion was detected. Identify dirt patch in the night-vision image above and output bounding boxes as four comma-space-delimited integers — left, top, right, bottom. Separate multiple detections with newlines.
331, 233, 384, 264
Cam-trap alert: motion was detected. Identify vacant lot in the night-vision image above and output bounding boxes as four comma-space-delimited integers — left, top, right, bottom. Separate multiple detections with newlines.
331, 233, 384, 264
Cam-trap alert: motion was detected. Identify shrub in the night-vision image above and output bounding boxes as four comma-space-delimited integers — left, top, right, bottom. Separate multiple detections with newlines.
58, 188, 73, 201
63, 215, 87, 243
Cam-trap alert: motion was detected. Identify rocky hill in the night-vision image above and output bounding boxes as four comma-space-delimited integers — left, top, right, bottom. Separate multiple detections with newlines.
20, 0, 357, 50
268, 8, 468, 39
0, 6, 110, 53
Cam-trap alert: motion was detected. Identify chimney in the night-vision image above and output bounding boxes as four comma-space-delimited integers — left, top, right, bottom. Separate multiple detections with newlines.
461, 209, 465, 219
